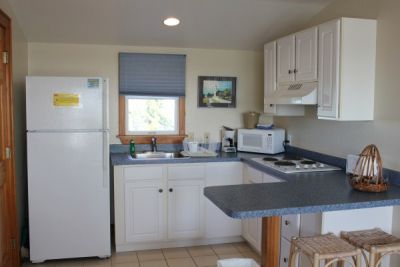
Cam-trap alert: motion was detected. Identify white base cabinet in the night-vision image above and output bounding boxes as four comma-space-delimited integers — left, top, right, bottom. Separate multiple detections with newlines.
124, 179, 166, 243
242, 164, 284, 254
114, 162, 243, 252
205, 162, 243, 238
167, 178, 205, 240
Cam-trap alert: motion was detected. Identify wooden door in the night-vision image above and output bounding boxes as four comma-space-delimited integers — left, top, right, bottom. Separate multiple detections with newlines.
276, 35, 295, 84
295, 27, 318, 82
124, 179, 166, 243
317, 19, 341, 119
167, 179, 204, 239
263, 41, 277, 114
0, 9, 19, 267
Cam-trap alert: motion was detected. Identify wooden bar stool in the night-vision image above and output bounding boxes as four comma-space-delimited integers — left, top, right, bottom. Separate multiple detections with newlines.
341, 228, 400, 267
288, 233, 362, 267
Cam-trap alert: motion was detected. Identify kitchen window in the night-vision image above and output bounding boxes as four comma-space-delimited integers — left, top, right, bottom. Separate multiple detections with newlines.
118, 53, 186, 144
125, 95, 179, 135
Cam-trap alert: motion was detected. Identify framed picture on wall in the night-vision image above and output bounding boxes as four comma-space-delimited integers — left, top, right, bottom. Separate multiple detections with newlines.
198, 76, 237, 108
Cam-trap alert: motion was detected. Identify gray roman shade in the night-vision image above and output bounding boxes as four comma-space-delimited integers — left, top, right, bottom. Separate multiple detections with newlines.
119, 53, 186, 96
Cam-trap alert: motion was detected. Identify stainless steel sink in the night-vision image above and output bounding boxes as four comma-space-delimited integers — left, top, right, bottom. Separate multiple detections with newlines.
133, 151, 189, 159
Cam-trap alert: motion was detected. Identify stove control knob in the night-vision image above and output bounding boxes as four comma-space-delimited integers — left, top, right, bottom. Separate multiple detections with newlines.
304, 165, 309, 169
312, 164, 317, 168
319, 163, 325, 168
296, 165, 301, 169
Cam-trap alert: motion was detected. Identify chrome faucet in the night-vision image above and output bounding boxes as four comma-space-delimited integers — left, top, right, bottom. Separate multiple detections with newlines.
151, 136, 158, 152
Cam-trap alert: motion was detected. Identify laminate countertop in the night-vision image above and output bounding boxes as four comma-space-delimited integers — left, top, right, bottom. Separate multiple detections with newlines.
110, 150, 400, 219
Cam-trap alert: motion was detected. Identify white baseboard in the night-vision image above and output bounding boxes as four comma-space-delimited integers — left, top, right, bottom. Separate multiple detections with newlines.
116, 236, 244, 252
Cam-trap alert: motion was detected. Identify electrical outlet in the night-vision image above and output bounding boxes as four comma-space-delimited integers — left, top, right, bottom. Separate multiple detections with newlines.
204, 132, 210, 143
287, 134, 293, 144
187, 132, 194, 141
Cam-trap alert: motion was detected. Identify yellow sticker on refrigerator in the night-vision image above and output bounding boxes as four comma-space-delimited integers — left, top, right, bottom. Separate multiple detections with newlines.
53, 93, 80, 107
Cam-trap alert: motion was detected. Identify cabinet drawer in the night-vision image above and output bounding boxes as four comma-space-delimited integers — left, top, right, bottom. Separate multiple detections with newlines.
281, 214, 300, 240
124, 166, 164, 180
168, 164, 206, 180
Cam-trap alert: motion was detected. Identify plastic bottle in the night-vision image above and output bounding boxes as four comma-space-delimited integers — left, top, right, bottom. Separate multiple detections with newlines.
129, 139, 135, 157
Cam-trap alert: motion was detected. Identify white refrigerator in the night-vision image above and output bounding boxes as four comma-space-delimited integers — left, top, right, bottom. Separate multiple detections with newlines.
26, 76, 111, 263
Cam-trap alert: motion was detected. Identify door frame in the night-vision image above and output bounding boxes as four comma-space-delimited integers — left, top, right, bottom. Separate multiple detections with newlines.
0, 8, 19, 267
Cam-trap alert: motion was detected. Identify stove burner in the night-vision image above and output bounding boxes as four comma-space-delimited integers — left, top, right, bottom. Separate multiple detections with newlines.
274, 161, 296, 166
283, 155, 303, 161
300, 160, 316, 165
263, 157, 279, 162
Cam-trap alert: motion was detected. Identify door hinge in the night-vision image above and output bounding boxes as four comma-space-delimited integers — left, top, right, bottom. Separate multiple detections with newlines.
11, 239, 16, 249
2, 51, 8, 64
5, 147, 11, 159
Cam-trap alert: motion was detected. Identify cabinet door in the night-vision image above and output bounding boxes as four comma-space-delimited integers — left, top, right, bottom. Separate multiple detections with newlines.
281, 214, 300, 240
242, 168, 262, 253
317, 19, 340, 119
125, 179, 166, 242
168, 179, 205, 239
295, 27, 318, 82
264, 41, 277, 114
280, 238, 297, 267
277, 35, 295, 83
205, 163, 242, 238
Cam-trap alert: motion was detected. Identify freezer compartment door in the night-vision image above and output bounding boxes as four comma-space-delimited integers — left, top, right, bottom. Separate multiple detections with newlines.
26, 76, 108, 130
27, 131, 110, 261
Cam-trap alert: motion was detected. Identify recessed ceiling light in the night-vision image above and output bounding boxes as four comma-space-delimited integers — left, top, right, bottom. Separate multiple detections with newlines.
163, 17, 180, 27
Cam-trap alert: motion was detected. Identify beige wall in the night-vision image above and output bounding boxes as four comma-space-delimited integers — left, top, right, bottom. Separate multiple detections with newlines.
273, 0, 400, 265
28, 43, 264, 144
0, 0, 28, 241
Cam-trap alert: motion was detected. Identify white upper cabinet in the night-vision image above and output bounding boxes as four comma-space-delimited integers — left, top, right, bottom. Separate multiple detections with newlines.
264, 41, 277, 114
276, 27, 317, 84
277, 35, 296, 83
317, 20, 340, 119
295, 27, 318, 82
317, 18, 377, 121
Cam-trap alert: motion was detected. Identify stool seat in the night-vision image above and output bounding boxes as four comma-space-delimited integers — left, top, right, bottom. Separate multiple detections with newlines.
294, 233, 359, 259
341, 228, 400, 251
341, 228, 400, 267
289, 233, 362, 267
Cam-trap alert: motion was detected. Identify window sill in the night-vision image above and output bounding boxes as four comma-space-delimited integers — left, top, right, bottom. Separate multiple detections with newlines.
118, 135, 186, 145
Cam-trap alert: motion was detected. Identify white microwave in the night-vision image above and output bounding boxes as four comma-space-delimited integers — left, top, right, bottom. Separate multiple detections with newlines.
237, 128, 285, 154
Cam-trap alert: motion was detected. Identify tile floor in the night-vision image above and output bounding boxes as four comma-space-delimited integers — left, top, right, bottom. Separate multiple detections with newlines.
22, 242, 261, 267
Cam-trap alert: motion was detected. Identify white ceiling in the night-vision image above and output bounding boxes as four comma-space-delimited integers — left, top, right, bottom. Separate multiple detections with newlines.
8, 0, 334, 50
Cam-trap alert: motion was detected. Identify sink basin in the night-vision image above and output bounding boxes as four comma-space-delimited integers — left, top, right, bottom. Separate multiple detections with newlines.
133, 151, 189, 159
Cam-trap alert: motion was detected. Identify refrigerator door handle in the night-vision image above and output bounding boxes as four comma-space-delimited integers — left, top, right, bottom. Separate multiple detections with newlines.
103, 131, 109, 189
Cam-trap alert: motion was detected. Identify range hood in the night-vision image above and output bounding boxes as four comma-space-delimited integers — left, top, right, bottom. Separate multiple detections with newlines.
265, 81, 318, 105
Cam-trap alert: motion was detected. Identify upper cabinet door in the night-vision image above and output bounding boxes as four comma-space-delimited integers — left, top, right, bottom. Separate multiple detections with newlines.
295, 27, 318, 82
264, 41, 277, 114
277, 35, 295, 83
317, 20, 341, 119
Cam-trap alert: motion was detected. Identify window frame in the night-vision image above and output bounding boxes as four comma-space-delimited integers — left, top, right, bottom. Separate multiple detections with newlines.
118, 95, 186, 144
